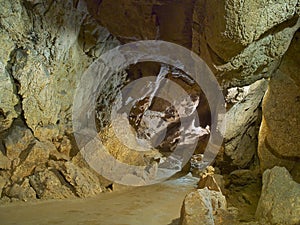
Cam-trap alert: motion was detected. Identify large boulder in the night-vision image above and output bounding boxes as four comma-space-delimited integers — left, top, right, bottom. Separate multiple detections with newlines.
258, 30, 300, 182
224, 79, 268, 168
256, 167, 300, 225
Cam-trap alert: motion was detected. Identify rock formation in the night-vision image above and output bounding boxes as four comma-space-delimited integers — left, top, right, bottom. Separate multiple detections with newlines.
0, 1, 299, 224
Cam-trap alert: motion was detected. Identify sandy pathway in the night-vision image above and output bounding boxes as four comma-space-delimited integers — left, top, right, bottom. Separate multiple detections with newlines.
0, 174, 198, 225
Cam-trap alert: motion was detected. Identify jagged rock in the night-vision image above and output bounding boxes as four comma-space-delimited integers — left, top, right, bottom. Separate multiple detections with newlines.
224, 79, 268, 168
180, 187, 227, 225
3, 125, 34, 161
198, 174, 222, 193
0, 151, 10, 170
256, 167, 300, 225
0, 174, 8, 197
4, 178, 36, 201
29, 169, 75, 199
258, 31, 300, 182
11, 141, 54, 182
50, 161, 103, 198
0, 61, 19, 132
197, 166, 225, 193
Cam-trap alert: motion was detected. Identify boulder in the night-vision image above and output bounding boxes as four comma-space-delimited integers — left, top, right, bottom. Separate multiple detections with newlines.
180, 188, 227, 225
258, 30, 300, 182
256, 167, 300, 225
224, 79, 268, 168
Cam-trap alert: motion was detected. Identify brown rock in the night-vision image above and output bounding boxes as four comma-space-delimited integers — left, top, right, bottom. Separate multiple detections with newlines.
4, 125, 34, 161
50, 160, 103, 198
11, 141, 53, 182
0, 151, 11, 170
198, 174, 222, 193
180, 188, 227, 225
29, 169, 75, 199
258, 34, 300, 181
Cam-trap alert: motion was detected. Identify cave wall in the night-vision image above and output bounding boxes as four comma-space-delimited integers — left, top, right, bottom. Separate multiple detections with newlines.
0, 0, 299, 201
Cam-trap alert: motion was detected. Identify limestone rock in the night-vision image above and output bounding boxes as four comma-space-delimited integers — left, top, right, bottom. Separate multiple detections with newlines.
180, 188, 227, 225
198, 174, 222, 193
216, 18, 300, 87
11, 141, 54, 182
224, 79, 268, 168
50, 161, 103, 198
3, 125, 34, 161
0, 150, 10, 170
258, 30, 300, 181
29, 169, 75, 199
256, 167, 300, 225
194, 1, 300, 87
0, 174, 9, 197
224, 0, 299, 45
0, 34, 19, 132
5, 178, 36, 201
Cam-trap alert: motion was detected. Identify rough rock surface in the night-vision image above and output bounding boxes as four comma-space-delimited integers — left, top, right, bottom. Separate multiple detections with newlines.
180, 187, 227, 225
0, 0, 299, 205
86, 0, 300, 87
258, 30, 300, 182
224, 79, 268, 168
256, 166, 300, 225
0, 0, 121, 201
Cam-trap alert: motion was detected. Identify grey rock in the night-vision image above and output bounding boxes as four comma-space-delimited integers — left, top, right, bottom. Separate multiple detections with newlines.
5, 178, 36, 201
224, 79, 268, 168
256, 166, 300, 225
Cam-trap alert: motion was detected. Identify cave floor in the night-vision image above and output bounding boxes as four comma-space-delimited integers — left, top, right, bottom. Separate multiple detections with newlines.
0, 174, 198, 225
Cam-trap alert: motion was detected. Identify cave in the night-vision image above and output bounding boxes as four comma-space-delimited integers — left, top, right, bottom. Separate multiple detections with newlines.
0, 0, 299, 224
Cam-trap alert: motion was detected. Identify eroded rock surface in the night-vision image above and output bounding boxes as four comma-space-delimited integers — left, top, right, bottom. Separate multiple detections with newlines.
0, 0, 121, 201
256, 167, 300, 225
258, 30, 300, 182
180, 187, 227, 225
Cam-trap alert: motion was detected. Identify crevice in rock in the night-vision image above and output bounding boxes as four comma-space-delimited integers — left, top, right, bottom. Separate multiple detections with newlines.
5, 47, 34, 136
50, 168, 79, 197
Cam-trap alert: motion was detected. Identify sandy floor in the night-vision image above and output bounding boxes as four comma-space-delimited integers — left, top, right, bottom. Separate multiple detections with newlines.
0, 174, 198, 225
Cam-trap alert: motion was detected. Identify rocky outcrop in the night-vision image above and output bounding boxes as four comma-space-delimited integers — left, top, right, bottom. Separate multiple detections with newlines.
224, 79, 268, 168
0, 0, 299, 207
0, 0, 122, 201
86, 0, 300, 88
256, 166, 300, 225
